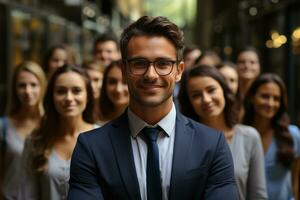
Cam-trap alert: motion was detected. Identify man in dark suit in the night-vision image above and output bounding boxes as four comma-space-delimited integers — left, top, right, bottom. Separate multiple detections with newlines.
68, 16, 238, 200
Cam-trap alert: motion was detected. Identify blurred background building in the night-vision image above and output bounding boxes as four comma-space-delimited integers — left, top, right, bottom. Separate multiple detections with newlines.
0, 0, 299, 125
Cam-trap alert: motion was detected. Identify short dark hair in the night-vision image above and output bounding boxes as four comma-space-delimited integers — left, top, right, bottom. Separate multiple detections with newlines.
120, 16, 184, 62
93, 32, 119, 53
179, 65, 238, 128
243, 73, 294, 168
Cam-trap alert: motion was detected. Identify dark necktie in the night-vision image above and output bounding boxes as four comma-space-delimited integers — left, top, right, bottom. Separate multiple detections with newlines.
141, 127, 162, 200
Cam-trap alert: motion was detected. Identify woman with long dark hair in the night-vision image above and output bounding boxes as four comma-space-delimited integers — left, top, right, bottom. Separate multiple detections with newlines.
43, 45, 68, 79
179, 65, 267, 200
82, 60, 105, 122
20, 64, 96, 199
98, 60, 129, 125
243, 73, 300, 200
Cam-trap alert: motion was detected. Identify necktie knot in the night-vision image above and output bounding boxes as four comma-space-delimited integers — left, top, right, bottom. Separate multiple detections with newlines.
141, 127, 160, 143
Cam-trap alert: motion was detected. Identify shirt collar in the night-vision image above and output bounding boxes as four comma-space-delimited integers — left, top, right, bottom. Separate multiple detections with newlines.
128, 103, 176, 138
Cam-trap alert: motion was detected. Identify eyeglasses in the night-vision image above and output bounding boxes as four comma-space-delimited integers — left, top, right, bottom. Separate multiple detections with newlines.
126, 58, 177, 76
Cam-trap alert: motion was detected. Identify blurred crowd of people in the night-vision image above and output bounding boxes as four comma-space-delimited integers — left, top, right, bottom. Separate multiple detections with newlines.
0, 17, 300, 200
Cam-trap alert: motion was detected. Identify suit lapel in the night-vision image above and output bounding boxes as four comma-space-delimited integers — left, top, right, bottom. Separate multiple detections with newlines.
110, 112, 141, 200
169, 113, 195, 200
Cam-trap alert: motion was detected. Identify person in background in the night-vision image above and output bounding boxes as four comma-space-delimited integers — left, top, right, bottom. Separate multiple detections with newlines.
235, 46, 261, 121
20, 64, 96, 200
68, 15, 238, 200
98, 60, 129, 125
65, 46, 80, 66
173, 45, 201, 108
182, 45, 201, 70
243, 73, 300, 200
83, 60, 105, 122
236, 46, 261, 101
179, 65, 267, 200
217, 62, 239, 95
93, 33, 120, 67
0, 61, 47, 199
43, 45, 68, 79
195, 50, 222, 68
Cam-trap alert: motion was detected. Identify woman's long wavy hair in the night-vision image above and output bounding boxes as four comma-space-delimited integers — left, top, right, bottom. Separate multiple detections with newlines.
99, 60, 127, 120
8, 61, 47, 117
178, 65, 238, 128
243, 73, 294, 168
43, 45, 67, 74
30, 64, 94, 174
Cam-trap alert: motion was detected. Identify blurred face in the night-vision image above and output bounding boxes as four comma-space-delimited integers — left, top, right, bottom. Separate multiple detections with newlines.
16, 70, 41, 107
48, 48, 68, 76
252, 82, 281, 120
184, 49, 201, 69
198, 56, 216, 68
94, 41, 119, 66
124, 36, 184, 109
237, 51, 260, 81
106, 66, 129, 108
219, 66, 239, 94
53, 71, 87, 118
187, 76, 225, 120
86, 69, 103, 99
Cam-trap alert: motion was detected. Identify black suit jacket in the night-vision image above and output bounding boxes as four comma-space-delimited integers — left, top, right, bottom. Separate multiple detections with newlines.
68, 111, 239, 200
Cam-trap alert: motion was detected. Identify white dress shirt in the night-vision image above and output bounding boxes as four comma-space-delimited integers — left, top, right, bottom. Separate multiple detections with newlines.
128, 104, 176, 200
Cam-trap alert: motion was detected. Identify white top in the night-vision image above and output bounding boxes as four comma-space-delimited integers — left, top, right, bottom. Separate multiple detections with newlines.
20, 124, 99, 200
0, 117, 25, 200
21, 150, 71, 200
229, 124, 268, 200
128, 104, 176, 200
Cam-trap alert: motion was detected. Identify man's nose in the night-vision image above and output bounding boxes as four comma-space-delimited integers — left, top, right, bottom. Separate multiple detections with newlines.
144, 63, 159, 79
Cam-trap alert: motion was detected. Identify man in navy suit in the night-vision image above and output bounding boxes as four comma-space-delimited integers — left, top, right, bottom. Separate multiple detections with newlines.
68, 16, 238, 200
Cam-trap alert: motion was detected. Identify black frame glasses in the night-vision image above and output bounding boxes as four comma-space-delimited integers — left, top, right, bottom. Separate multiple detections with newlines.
126, 58, 177, 76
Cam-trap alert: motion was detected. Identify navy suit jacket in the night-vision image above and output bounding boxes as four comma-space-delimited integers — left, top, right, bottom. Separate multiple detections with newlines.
68, 111, 239, 200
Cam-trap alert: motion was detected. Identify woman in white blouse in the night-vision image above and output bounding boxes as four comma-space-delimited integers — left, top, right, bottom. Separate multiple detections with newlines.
0, 61, 47, 199
20, 64, 96, 200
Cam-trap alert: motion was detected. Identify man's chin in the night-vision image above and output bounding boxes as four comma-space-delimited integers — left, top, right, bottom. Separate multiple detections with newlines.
135, 97, 165, 108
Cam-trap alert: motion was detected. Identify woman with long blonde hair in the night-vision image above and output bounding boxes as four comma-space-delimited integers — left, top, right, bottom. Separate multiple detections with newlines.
0, 61, 47, 199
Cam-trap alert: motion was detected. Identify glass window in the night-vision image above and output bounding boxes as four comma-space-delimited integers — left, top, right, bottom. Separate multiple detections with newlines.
81, 26, 98, 61
47, 15, 66, 48
0, 4, 6, 115
291, 8, 300, 125
10, 9, 46, 67
65, 23, 82, 64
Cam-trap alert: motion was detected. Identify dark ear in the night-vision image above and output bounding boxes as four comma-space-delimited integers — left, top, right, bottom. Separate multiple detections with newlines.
121, 61, 127, 80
